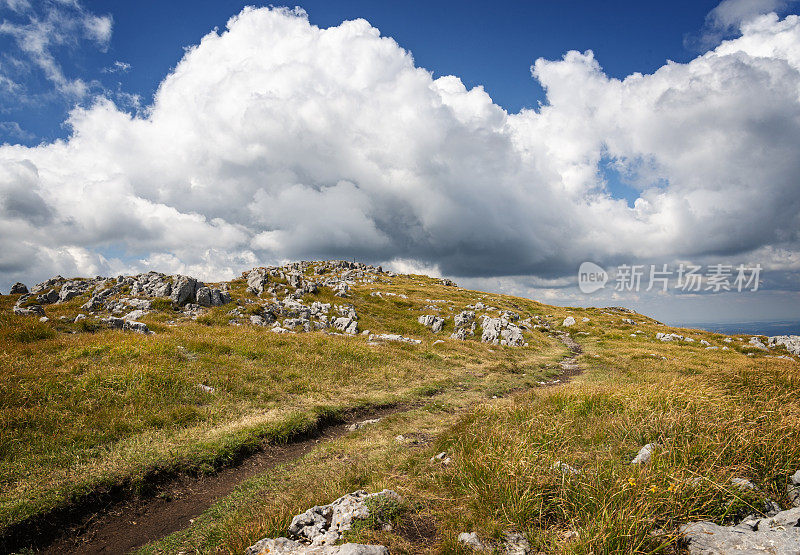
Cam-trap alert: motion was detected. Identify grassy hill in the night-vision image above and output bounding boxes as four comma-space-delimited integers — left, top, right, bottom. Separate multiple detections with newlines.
1, 261, 798, 553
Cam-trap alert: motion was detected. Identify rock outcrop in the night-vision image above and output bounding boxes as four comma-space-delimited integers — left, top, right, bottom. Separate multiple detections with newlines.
245, 490, 398, 554
9, 282, 28, 294
681, 507, 800, 554
769, 335, 800, 355
418, 314, 445, 333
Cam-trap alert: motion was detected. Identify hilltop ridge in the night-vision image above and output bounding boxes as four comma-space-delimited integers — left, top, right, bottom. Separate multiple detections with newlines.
2, 260, 800, 554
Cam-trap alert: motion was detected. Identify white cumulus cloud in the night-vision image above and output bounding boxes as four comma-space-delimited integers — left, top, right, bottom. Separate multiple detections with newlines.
0, 5, 798, 310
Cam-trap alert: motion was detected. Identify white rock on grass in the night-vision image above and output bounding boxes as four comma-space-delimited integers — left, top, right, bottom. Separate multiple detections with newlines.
789, 469, 800, 507
769, 335, 800, 355
631, 443, 659, 465
458, 532, 489, 552
245, 490, 399, 554
562, 316, 576, 327
681, 507, 800, 554
749, 337, 769, 350
347, 418, 381, 432
368, 333, 421, 344
418, 314, 445, 333
246, 538, 388, 554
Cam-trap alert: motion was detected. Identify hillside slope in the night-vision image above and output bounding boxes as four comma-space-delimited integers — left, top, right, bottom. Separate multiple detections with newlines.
1, 260, 799, 554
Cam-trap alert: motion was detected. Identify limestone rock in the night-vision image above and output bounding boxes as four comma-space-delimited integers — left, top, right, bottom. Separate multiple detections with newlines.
368, 333, 421, 344
246, 537, 388, 554
789, 469, 800, 507
9, 282, 28, 294
749, 337, 769, 351
562, 316, 576, 327
458, 532, 489, 552
454, 310, 475, 328
418, 314, 445, 333
681, 507, 800, 554
631, 443, 658, 465
170, 275, 199, 305
347, 418, 381, 432
769, 335, 800, 355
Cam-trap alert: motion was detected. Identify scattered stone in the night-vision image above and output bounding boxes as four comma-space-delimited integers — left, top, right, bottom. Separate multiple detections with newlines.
700, 339, 710, 346
39, 316, 49, 323
562, 316, 576, 327
731, 477, 756, 490
347, 418, 381, 432
431, 451, 452, 465
656, 332, 684, 342
368, 333, 421, 344
563, 530, 580, 542
582, 317, 590, 322
458, 532, 489, 552
102, 317, 151, 334
552, 460, 581, 476
749, 337, 769, 351
631, 443, 658, 465
502, 531, 531, 554
198, 384, 215, 394
622, 318, 637, 325
74, 314, 86, 322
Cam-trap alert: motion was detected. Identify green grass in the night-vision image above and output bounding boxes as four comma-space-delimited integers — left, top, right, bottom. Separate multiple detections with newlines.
3, 268, 798, 554
0, 271, 560, 538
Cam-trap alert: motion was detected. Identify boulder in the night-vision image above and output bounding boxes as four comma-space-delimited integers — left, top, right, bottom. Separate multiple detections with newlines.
245, 268, 270, 295
681, 507, 800, 554
562, 316, 576, 327
246, 538, 388, 554
481, 317, 503, 343
333, 317, 358, 335
789, 469, 800, 507
247, 489, 399, 550
13, 305, 45, 316
418, 314, 445, 333
170, 275, 198, 305
769, 335, 800, 355
9, 282, 28, 294
37, 289, 59, 304
749, 337, 769, 351
454, 310, 475, 328
368, 333, 421, 344
81, 296, 105, 311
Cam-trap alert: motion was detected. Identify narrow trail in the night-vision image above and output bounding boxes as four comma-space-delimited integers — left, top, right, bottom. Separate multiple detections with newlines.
15, 334, 586, 555
556, 332, 584, 380
11, 405, 411, 555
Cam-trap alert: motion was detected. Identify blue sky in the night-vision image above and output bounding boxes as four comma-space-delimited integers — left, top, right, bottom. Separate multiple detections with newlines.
2, 0, 800, 325
3, 0, 730, 145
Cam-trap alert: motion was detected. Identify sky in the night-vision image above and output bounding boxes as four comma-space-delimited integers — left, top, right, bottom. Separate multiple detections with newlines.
1, 0, 800, 325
